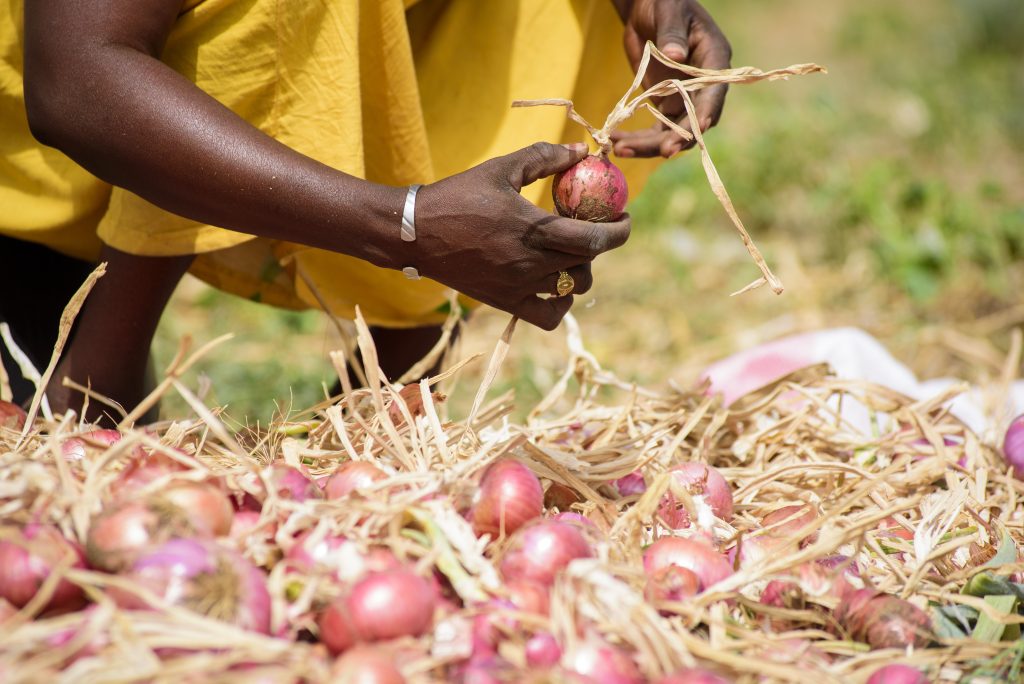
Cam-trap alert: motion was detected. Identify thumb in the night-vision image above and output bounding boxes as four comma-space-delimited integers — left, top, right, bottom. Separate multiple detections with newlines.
655, 1, 690, 63
503, 142, 589, 191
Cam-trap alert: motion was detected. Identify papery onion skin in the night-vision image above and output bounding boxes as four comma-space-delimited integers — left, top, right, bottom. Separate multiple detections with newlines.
834, 589, 933, 649
566, 639, 644, 684
657, 463, 734, 529
760, 504, 818, 546
1003, 414, 1024, 479
331, 646, 406, 684
506, 579, 551, 616
552, 155, 628, 223
643, 537, 732, 591
865, 664, 929, 684
265, 464, 323, 504
470, 459, 543, 538
324, 461, 387, 500
500, 521, 593, 586
0, 399, 27, 429
0, 524, 86, 612
544, 482, 582, 510
61, 429, 122, 461
613, 471, 647, 497
116, 538, 272, 633
525, 632, 562, 667
550, 511, 597, 529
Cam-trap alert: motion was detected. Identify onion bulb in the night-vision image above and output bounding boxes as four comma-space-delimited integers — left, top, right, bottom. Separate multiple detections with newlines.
643, 537, 732, 591
657, 463, 733, 529
834, 589, 933, 649
0, 400, 26, 429
866, 664, 929, 684
1003, 414, 1024, 479
324, 461, 387, 500
500, 521, 593, 586
113, 538, 272, 633
760, 504, 818, 546
0, 524, 85, 613
613, 471, 647, 497
645, 565, 700, 609
552, 155, 628, 222
469, 459, 543, 538
525, 632, 562, 667
318, 568, 436, 654
331, 646, 406, 684
505, 579, 551, 616
565, 638, 644, 684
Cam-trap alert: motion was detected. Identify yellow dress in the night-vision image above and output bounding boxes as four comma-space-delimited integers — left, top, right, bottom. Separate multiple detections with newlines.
0, 0, 658, 327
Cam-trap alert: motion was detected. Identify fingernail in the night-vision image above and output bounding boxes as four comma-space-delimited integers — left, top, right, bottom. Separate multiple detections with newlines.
663, 43, 688, 61
563, 142, 588, 154
617, 147, 634, 158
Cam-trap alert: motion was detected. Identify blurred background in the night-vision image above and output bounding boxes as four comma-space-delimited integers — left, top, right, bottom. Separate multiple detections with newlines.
153, 0, 1024, 424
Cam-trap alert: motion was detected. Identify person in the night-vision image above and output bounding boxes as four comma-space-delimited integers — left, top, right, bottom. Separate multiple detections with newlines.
0, 0, 730, 423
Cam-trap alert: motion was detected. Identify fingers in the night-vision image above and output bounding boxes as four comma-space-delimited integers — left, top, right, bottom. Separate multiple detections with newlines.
502, 142, 589, 192
528, 206, 632, 258
655, 0, 690, 62
611, 124, 680, 159
514, 293, 573, 331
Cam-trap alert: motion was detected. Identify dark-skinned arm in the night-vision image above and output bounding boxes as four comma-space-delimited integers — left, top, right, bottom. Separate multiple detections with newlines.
24, 0, 631, 330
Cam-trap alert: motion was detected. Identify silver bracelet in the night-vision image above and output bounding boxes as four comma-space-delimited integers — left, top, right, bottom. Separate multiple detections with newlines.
401, 184, 422, 279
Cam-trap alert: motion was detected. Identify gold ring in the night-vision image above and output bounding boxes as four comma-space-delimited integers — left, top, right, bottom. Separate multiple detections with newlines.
556, 271, 575, 297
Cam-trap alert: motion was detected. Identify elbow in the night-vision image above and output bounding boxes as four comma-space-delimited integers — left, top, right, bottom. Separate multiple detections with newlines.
23, 73, 81, 150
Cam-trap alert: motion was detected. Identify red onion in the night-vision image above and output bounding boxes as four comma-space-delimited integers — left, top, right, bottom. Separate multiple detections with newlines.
470, 459, 543, 538
613, 471, 647, 497
114, 538, 271, 633
656, 670, 733, 684
657, 463, 733, 529
1003, 414, 1024, 479
834, 589, 933, 649
0, 399, 26, 429
229, 510, 277, 545
324, 461, 387, 500
552, 155, 628, 222
285, 530, 349, 574
264, 463, 323, 504
645, 564, 700, 609
331, 646, 406, 684
43, 605, 109, 662
866, 664, 929, 684
458, 657, 510, 684
505, 579, 551, 616
551, 511, 597, 529
643, 537, 732, 591
319, 568, 437, 654
566, 638, 644, 684
525, 632, 562, 667
61, 429, 123, 461
0, 524, 85, 612
500, 521, 593, 586
760, 504, 818, 546
86, 483, 232, 572
797, 561, 853, 601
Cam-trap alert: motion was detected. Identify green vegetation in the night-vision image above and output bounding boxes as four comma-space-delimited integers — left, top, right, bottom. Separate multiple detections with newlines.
153, 0, 1024, 422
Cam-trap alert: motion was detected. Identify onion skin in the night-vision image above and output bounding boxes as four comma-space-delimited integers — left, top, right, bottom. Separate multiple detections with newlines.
331, 646, 406, 684
500, 521, 593, 586
643, 537, 732, 591
834, 589, 933, 649
543, 481, 582, 510
264, 464, 323, 504
61, 429, 124, 461
324, 461, 387, 500
525, 632, 562, 667
552, 155, 628, 222
0, 399, 27, 429
505, 579, 551, 616
1003, 414, 1024, 479
470, 459, 543, 538
645, 565, 700, 610
115, 538, 272, 633
161, 481, 235, 537
866, 664, 929, 684
613, 471, 647, 497
566, 639, 644, 684
760, 504, 818, 546
0, 524, 86, 613
319, 569, 437, 654
657, 463, 734, 529
550, 511, 597, 529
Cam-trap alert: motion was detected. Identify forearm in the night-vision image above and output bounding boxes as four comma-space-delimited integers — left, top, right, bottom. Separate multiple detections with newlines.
24, 19, 408, 269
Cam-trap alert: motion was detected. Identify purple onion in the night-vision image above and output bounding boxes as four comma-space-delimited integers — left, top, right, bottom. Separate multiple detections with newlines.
613, 471, 647, 497
1003, 415, 1024, 479
816, 554, 862, 579
866, 664, 929, 684
525, 632, 562, 667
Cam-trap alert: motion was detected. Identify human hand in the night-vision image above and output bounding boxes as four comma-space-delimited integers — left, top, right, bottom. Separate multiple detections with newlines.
611, 0, 732, 158
411, 143, 631, 330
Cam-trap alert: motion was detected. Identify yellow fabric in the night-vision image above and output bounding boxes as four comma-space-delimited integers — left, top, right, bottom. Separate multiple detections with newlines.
0, 0, 659, 327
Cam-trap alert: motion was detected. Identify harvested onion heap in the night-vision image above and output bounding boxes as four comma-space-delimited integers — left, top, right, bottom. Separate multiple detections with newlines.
1, 322, 1023, 684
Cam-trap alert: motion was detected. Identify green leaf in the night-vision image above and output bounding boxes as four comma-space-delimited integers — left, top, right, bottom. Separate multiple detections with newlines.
932, 606, 968, 639
963, 572, 1024, 600
971, 595, 1018, 642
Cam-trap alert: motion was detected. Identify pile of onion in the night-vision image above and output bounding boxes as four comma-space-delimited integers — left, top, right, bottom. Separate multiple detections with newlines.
643, 536, 732, 592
